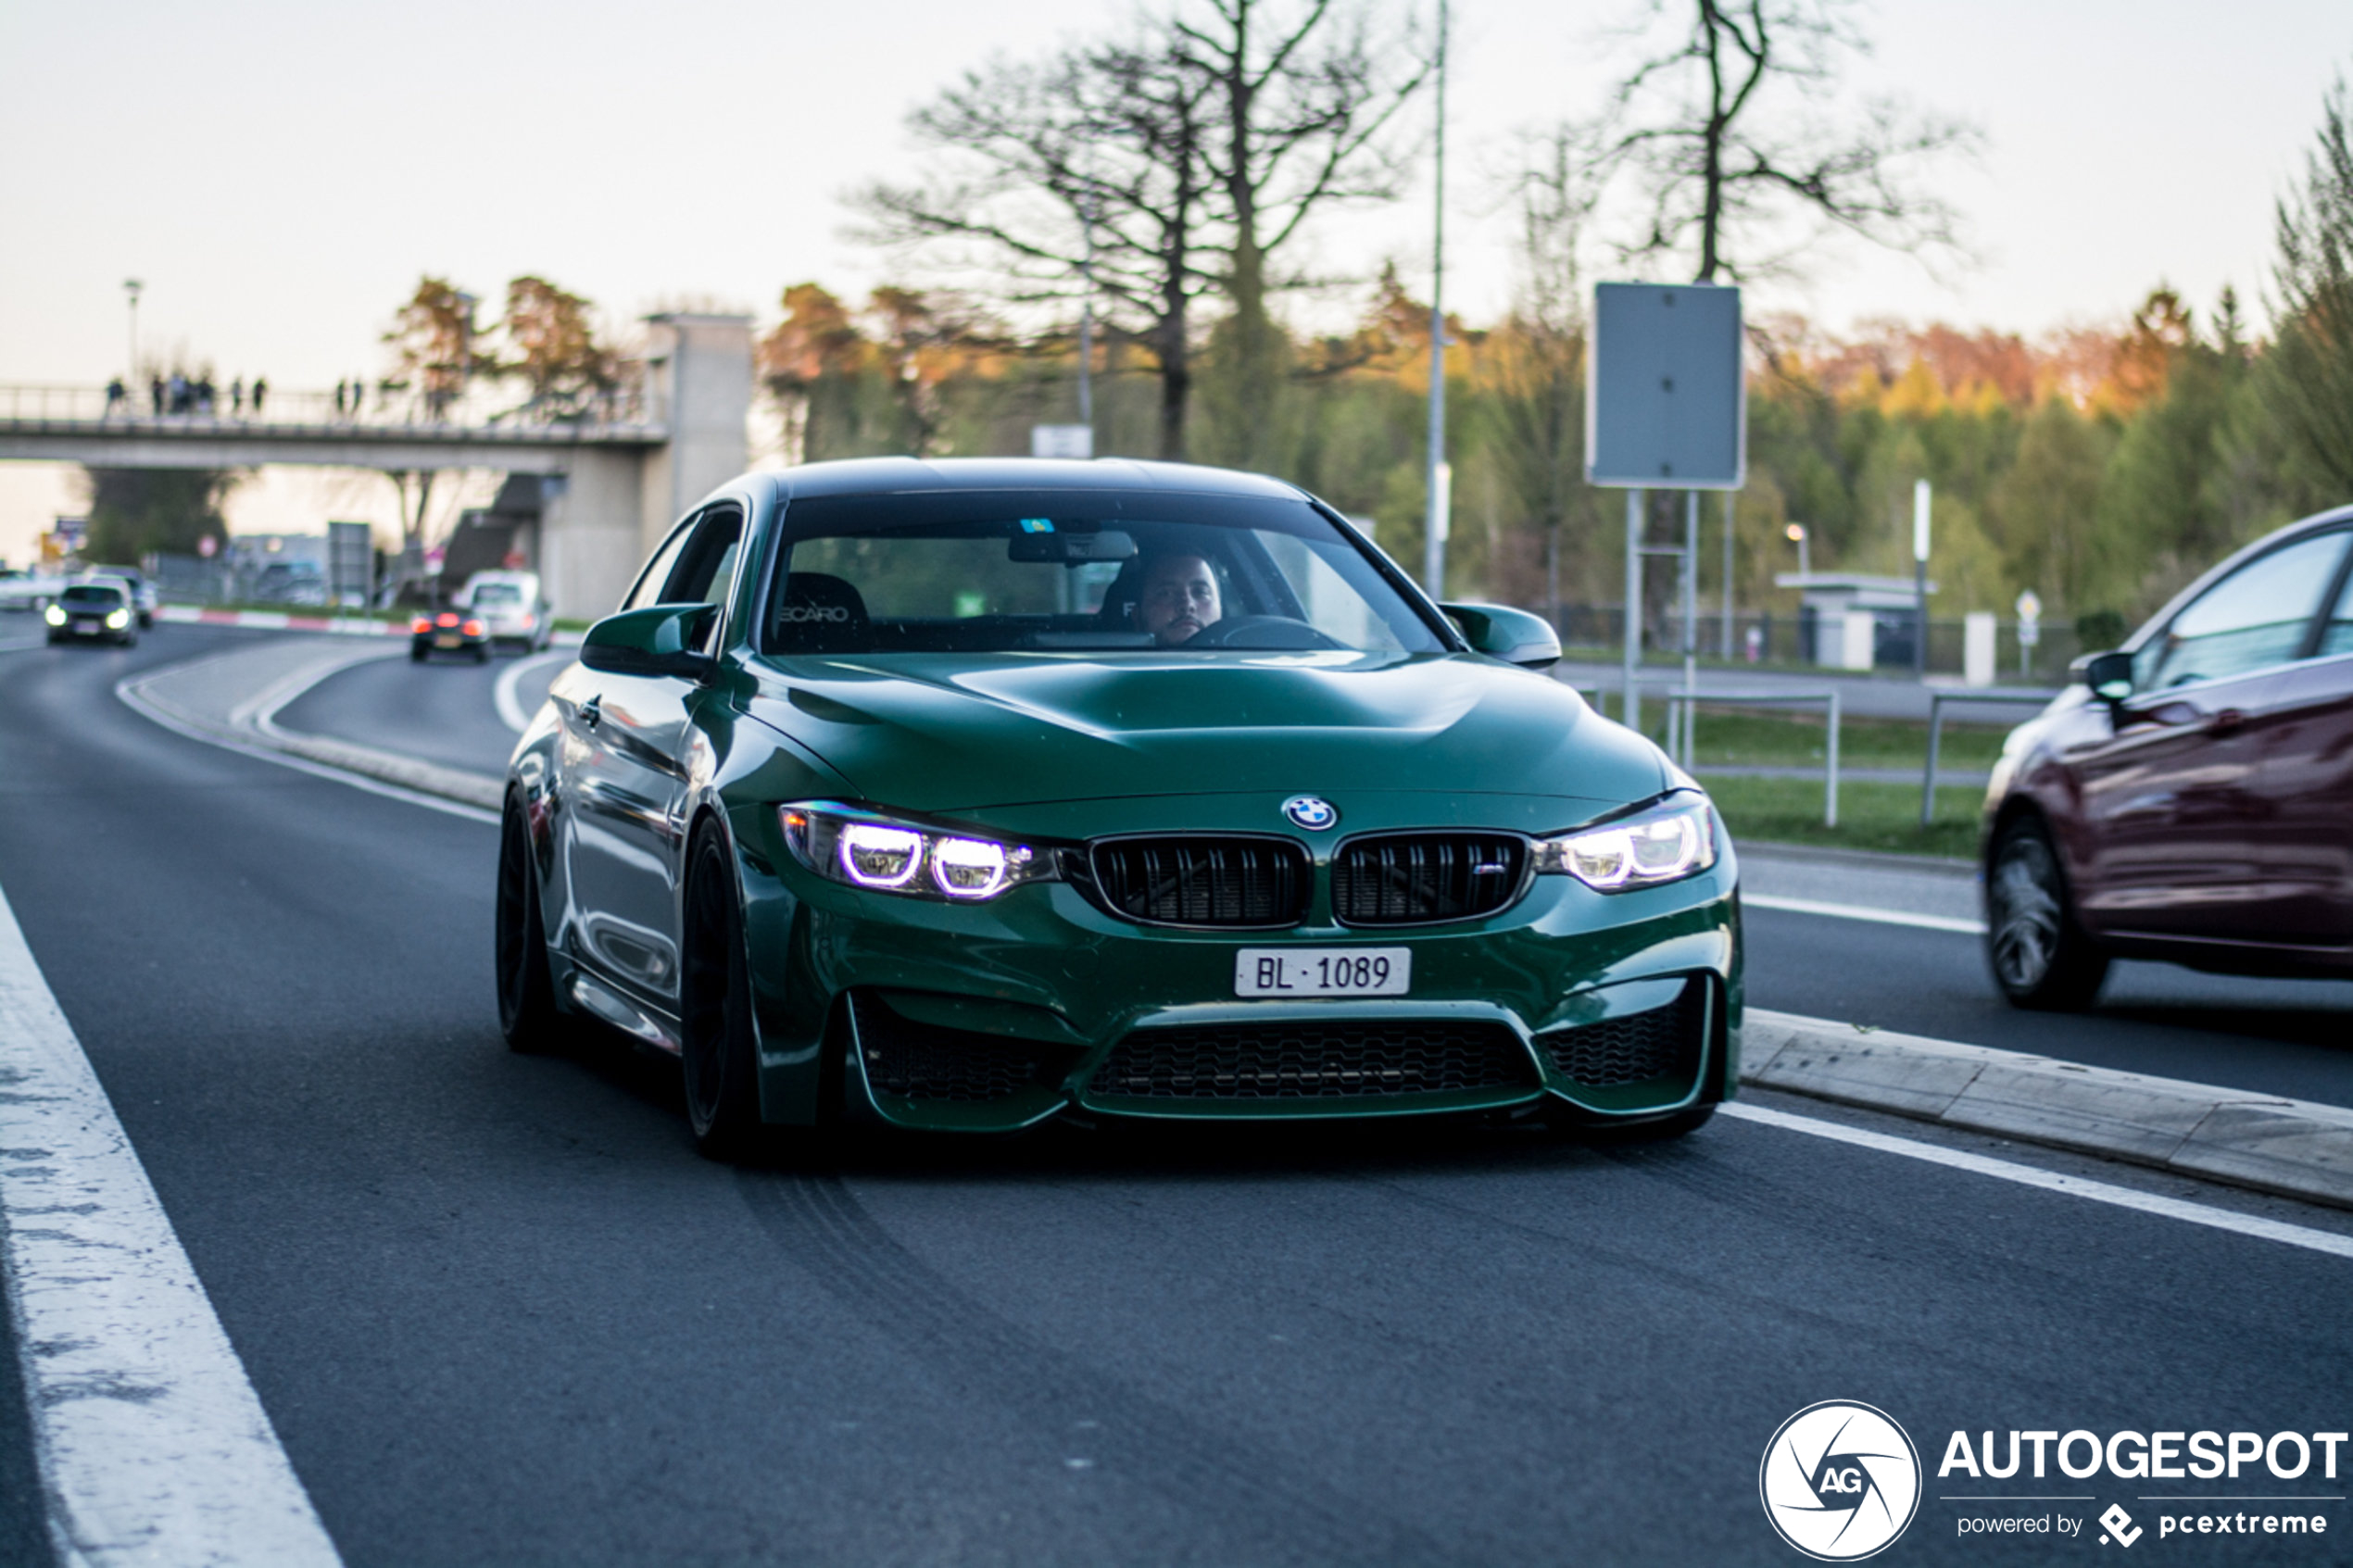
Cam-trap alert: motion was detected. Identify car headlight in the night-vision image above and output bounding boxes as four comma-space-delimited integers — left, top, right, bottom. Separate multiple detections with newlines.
106, 608, 130, 629
779, 802, 1061, 902
1535, 793, 1718, 892
44, 604, 65, 625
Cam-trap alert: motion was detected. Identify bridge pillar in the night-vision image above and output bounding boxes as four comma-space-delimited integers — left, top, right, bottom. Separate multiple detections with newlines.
537, 451, 647, 620
639, 312, 752, 557
530, 313, 751, 621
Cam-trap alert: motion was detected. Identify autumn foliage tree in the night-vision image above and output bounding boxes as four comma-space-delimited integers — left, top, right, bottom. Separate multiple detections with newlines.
498, 276, 616, 419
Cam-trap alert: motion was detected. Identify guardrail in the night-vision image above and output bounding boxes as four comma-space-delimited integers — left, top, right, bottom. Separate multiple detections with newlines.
1919, 688, 2059, 825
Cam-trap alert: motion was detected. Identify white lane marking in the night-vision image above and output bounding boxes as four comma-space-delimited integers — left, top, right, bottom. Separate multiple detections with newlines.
116, 675, 499, 826
0, 881, 345, 1567
494, 650, 572, 734
1721, 1102, 2353, 1262
1743, 892, 1985, 935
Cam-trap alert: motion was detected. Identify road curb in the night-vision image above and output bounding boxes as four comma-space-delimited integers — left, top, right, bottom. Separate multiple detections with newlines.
121, 637, 508, 812
1741, 1009, 2353, 1211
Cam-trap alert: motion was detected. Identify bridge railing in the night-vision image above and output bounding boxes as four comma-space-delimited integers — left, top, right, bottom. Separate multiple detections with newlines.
0, 381, 666, 436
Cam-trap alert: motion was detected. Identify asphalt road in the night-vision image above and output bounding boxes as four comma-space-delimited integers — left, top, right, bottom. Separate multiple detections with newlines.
4, 622, 2352, 1566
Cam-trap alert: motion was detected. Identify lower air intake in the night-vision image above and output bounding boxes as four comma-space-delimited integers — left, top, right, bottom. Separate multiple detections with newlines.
1091, 1019, 1537, 1100
852, 994, 1072, 1103
1534, 982, 1706, 1089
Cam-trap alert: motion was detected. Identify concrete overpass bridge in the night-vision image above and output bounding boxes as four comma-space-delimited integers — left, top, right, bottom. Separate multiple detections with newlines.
0, 314, 752, 618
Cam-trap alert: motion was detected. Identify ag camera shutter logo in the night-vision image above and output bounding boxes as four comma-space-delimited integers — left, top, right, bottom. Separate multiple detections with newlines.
1760, 1400, 1922, 1561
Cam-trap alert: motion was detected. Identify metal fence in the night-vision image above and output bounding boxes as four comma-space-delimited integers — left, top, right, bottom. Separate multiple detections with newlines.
1544, 603, 2090, 683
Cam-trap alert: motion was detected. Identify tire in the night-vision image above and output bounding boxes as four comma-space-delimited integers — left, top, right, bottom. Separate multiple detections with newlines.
496, 795, 568, 1053
1986, 815, 2108, 1010
473, 645, 491, 665
680, 821, 766, 1160
410, 644, 427, 663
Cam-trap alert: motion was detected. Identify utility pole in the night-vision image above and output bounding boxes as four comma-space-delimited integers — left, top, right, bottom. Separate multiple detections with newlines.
1422, 0, 1449, 598
1077, 186, 1096, 434
123, 279, 143, 383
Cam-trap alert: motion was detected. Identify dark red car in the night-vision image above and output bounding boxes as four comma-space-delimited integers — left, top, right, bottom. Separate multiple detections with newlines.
1983, 505, 2353, 1008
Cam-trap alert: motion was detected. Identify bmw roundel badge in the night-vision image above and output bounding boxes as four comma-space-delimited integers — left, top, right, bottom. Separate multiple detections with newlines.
1282, 796, 1339, 831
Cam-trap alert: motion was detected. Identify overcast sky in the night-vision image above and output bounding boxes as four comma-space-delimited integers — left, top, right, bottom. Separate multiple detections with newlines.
1, 0, 2347, 556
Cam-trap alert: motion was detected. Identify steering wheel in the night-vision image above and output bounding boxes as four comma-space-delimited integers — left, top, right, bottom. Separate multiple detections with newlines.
1181, 615, 1345, 651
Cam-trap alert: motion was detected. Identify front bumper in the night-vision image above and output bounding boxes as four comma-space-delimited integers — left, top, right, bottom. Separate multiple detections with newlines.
734, 804, 1743, 1134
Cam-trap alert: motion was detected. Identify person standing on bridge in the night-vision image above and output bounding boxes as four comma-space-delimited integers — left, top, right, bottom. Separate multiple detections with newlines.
232, 376, 244, 417
335, 379, 347, 415
351, 378, 365, 418
252, 376, 266, 416
149, 375, 163, 416
105, 378, 126, 418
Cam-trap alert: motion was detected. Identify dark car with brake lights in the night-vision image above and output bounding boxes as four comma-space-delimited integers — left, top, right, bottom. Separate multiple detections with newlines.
411, 608, 491, 663
1982, 504, 2353, 1008
497, 458, 1743, 1157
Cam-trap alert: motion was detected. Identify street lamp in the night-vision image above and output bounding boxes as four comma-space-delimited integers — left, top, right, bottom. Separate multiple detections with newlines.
1422, 0, 1451, 598
123, 279, 143, 382
1785, 521, 1809, 578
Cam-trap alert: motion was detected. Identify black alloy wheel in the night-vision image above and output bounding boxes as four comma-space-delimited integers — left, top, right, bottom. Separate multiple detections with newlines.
496, 795, 568, 1053
681, 821, 766, 1160
1986, 815, 2109, 1010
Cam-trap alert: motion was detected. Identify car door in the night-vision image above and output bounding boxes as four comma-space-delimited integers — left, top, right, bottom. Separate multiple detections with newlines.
2067, 528, 2351, 940
2247, 538, 2353, 946
559, 504, 744, 1010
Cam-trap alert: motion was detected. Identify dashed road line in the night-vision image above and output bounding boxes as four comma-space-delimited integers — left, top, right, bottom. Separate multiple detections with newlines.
1722, 1102, 2353, 1261
0, 879, 345, 1567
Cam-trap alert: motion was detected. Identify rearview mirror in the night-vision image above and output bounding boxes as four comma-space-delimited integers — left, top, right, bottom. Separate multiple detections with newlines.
1441, 602, 1561, 670
2081, 649, 2134, 704
1007, 527, 1137, 564
582, 603, 719, 681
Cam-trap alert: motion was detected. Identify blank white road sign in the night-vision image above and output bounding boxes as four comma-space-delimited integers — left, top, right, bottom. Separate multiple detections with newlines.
1586, 282, 1745, 489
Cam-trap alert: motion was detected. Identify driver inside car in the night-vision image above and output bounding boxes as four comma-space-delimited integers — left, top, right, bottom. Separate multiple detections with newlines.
1134, 551, 1223, 646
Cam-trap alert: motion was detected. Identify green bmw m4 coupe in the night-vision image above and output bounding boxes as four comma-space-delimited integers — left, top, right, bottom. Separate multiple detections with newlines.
497, 458, 1742, 1156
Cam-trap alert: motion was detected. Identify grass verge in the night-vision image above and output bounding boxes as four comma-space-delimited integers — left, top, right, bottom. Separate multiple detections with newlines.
1705, 774, 1984, 859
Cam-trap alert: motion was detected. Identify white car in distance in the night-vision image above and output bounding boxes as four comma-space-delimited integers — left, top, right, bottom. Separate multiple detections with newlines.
457, 571, 552, 654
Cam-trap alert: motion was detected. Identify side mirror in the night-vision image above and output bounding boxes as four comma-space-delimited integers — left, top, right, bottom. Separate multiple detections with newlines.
1441, 602, 1562, 670
2081, 649, 2134, 705
582, 603, 719, 681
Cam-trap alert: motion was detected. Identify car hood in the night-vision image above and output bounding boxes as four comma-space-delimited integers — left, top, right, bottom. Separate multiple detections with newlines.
741, 650, 1667, 814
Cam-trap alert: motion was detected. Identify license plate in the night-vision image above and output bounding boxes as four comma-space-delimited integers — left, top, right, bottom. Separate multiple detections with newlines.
435, 634, 462, 648
1235, 947, 1411, 997
72, 620, 96, 633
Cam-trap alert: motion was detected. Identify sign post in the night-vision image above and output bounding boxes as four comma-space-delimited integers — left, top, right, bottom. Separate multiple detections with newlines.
2015, 588, 2043, 678
1587, 282, 1745, 735
1913, 478, 1931, 680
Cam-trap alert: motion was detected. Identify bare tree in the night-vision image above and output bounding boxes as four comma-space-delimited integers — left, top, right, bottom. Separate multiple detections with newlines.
859, 37, 1219, 458
2262, 77, 2353, 495
1177, 0, 1428, 468
1586, 0, 1974, 282
1482, 128, 1604, 625
860, 1, 1424, 463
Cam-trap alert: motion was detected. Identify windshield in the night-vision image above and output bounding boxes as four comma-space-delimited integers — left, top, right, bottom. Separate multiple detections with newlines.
62, 585, 124, 606
761, 489, 1444, 658
471, 583, 525, 606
